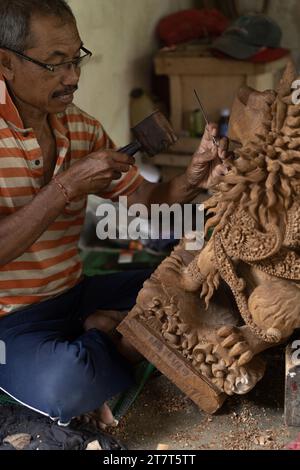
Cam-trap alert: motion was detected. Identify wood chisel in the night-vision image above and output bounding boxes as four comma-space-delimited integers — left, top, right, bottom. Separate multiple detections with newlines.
194, 89, 218, 147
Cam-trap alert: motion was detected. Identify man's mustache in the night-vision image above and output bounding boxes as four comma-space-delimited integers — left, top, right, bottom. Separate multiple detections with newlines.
53, 86, 78, 98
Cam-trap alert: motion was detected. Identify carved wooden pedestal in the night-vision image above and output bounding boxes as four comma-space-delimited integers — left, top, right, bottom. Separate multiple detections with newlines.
118, 310, 226, 414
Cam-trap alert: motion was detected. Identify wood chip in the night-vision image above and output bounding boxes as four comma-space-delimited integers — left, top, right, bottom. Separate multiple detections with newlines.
86, 440, 102, 451
157, 443, 170, 450
3, 433, 32, 450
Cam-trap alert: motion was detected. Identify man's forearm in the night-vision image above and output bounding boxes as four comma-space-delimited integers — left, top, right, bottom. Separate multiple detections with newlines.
128, 173, 202, 208
0, 181, 68, 266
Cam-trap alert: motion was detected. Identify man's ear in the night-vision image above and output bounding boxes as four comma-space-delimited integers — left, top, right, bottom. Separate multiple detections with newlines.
0, 50, 15, 80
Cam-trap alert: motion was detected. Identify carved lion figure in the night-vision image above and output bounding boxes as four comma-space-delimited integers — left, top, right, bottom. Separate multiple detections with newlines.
119, 62, 300, 403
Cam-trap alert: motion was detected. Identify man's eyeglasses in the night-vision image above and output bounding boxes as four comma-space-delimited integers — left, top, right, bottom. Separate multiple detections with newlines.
2, 46, 92, 74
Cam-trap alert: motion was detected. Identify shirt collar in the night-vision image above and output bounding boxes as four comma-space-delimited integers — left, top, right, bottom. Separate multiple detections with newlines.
0, 74, 68, 138
0, 74, 24, 129
49, 113, 68, 138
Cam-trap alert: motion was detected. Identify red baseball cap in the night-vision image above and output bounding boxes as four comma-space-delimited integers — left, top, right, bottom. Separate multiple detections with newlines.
157, 8, 229, 47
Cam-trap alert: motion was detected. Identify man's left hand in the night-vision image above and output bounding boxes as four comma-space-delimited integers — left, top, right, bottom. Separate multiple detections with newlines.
185, 123, 231, 190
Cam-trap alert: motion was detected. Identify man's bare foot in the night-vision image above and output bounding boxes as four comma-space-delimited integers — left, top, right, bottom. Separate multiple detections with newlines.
76, 402, 118, 430
84, 310, 127, 335
84, 310, 144, 364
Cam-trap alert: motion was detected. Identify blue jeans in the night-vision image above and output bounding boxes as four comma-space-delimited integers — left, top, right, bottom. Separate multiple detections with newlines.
0, 270, 152, 424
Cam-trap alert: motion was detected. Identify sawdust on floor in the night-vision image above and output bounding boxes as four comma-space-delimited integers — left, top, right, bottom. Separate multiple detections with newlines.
110, 347, 299, 450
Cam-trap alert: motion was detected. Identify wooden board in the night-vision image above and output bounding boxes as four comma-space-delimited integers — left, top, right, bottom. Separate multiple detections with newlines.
155, 53, 291, 77
118, 315, 226, 414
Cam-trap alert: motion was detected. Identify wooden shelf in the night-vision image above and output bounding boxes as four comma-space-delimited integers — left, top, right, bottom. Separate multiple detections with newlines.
154, 47, 292, 132
155, 51, 290, 76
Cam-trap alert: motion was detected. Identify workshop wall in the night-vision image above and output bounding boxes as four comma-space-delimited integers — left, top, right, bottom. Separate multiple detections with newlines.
266, 0, 300, 65
68, 0, 195, 145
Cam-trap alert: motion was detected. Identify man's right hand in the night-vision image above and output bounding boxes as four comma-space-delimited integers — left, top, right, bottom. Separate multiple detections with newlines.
0, 149, 135, 267
57, 150, 135, 199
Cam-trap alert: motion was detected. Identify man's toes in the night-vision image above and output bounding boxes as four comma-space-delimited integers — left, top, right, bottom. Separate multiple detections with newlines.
98, 402, 118, 427
84, 310, 123, 334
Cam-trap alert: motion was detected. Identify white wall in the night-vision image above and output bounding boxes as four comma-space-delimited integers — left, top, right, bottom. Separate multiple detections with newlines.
68, 0, 194, 145
267, 0, 300, 68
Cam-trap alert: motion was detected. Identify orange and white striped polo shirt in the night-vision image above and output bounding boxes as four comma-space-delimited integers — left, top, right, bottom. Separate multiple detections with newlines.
0, 77, 144, 317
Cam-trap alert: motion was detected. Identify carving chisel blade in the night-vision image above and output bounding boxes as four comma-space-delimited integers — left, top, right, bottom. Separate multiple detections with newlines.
194, 89, 218, 146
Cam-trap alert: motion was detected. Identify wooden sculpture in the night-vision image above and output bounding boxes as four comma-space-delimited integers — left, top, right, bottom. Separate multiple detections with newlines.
118, 62, 300, 413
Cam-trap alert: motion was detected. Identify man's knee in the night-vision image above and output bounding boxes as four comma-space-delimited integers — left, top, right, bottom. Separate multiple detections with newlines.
37, 342, 96, 421
30, 333, 131, 423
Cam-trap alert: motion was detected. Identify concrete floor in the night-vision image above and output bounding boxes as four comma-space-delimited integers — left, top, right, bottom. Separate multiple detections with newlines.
112, 347, 300, 450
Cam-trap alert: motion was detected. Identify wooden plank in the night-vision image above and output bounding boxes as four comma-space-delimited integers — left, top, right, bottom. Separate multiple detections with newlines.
155, 54, 291, 77
155, 45, 290, 70
285, 342, 300, 427
169, 75, 182, 132
118, 316, 226, 414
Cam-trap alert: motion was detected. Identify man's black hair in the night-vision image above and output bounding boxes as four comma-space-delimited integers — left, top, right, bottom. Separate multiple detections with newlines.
0, 0, 75, 52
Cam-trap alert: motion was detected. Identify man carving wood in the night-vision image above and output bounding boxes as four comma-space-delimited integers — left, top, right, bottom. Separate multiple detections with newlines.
0, 0, 227, 429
